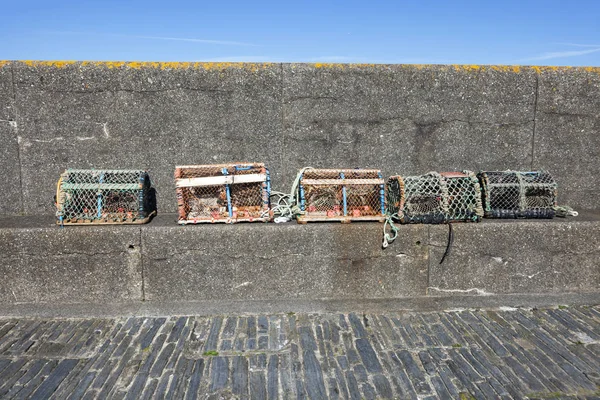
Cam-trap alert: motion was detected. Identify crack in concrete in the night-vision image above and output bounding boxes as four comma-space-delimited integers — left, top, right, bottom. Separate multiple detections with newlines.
285, 96, 338, 103
531, 74, 539, 170
428, 287, 495, 296
0, 119, 17, 128
32, 87, 235, 95
291, 116, 534, 129
74, 121, 110, 138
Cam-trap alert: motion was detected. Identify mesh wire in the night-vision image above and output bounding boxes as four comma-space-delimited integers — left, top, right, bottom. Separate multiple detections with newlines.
175, 163, 270, 224
387, 171, 483, 223
56, 169, 152, 224
298, 168, 385, 222
478, 171, 557, 218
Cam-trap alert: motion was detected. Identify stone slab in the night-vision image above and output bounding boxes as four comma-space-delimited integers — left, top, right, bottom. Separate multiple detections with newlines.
534, 68, 600, 210
0, 307, 598, 398
0, 220, 143, 303
141, 215, 429, 301
428, 217, 600, 296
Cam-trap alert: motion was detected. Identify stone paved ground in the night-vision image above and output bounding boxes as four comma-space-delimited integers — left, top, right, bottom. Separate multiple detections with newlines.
0, 306, 598, 399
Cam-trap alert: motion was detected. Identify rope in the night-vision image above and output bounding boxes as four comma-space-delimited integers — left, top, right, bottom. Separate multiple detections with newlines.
439, 223, 454, 264
266, 167, 314, 223
55, 175, 64, 227
555, 205, 578, 217
382, 213, 401, 248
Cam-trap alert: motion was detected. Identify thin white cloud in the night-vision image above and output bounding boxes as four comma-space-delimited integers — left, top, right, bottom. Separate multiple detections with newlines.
199, 56, 281, 62
517, 47, 600, 62
554, 42, 600, 48
306, 56, 361, 62
133, 35, 257, 46
44, 30, 257, 46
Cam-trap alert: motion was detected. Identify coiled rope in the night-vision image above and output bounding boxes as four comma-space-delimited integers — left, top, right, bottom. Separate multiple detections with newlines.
266, 167, 314, 223
382, 213, 401, 248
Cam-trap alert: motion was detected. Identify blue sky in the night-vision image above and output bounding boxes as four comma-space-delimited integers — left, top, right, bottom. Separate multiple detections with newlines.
3, 0, 600, 65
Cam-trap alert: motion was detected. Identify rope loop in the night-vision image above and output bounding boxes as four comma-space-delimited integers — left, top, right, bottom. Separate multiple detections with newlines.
382, 213, 401, 248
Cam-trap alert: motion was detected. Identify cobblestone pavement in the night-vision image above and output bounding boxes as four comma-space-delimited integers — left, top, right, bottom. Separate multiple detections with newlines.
0, 306, 598, 399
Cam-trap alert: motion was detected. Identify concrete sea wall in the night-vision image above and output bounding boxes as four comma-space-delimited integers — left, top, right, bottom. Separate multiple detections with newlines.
0, 61, 598, 313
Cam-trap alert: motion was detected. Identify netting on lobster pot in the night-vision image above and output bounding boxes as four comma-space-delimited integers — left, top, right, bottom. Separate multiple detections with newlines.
175, 163, 271, 224
55, 169, 155, 225
297, 168, 385, 223
478, 170, 557, 218
386, 171, 483, 223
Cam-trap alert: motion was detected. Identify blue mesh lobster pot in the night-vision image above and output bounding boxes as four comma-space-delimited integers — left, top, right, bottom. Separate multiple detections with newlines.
387, 171, 483, 223
175, 163, 271, 224
55, 169, 155, 225
478, 170, 557, 218
296, 168, 386, 223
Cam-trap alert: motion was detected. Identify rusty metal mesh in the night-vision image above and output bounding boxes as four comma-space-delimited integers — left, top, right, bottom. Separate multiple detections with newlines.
478, 171, 557, 218
175, 163, 270, 224
297, 168, 385, 222
387, 171, 483, 223
56, 169, 153, 225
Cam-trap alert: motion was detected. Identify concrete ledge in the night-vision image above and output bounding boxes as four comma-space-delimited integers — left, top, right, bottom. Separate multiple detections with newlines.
0, 215, 143, 303
0, 293, 598, 318
142, 216, 428, 301
428, 217, 600, 295
0, 213, 598, 313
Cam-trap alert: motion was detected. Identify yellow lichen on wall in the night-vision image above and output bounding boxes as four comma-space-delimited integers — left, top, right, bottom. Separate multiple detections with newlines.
22, 60, 77, 68
16, 60, 277, 72
8, 61, 600, 75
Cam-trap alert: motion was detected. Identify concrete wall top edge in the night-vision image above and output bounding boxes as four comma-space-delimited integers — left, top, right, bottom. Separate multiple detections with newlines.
2, 60, 600, 74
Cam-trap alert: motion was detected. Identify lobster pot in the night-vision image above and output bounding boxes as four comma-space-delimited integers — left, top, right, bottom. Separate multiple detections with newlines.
56, 169, 155, 225
387, 171, 483, 223
478, 171, 557, 218
297, 168, 385, 223
175, 163, 271, 224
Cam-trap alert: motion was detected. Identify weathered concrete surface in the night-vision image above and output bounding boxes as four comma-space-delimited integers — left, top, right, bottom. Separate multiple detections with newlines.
0, 216, 143, 304
0, 306, 598, 398
535, 68, 600, 210
0, 62, 21, 215
1, 213, 598, 307
11, 61, 283, 215
1, 62, 598, 215
282, 64, 536, 181
428, 217, 600, 296
142, 216, 429, 301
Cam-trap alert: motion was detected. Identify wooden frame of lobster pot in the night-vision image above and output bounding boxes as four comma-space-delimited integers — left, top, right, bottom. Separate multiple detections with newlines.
175, 163, 271, 224
386, 171, 483, 223
296, 168, 385, 223
55, 169, 156, 225
478, 170, 557, 218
